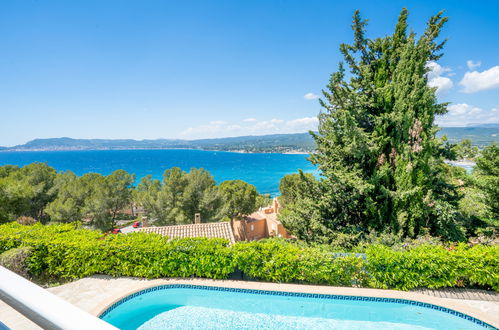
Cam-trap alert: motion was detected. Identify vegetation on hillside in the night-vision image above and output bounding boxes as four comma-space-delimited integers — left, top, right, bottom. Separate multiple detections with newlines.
2, 133, 317, 153
1, 127, 497, 153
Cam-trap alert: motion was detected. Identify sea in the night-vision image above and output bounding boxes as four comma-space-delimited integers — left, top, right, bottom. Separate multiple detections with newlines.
0, 149, 317, 196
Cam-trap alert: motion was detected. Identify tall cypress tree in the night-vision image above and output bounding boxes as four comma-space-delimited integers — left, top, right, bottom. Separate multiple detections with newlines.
283, 9, 464, 241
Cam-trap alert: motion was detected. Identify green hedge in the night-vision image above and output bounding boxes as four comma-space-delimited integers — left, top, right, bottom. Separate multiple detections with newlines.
233, 240, 367, 286
366, 244, 499, 290
0, 223, 233, 280
0, 223, 497, 291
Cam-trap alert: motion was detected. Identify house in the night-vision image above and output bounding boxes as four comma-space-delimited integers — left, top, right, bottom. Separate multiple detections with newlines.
232, 198, 291, 241
137, 198, 291, 243
137, 216, 236, 244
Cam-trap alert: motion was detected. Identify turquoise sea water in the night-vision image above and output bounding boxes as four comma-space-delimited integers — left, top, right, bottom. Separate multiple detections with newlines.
101, 287, 486, 329
0, 150, 316, 196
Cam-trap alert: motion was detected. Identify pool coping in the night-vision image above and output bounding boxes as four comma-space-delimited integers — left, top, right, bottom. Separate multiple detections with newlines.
91, 278, 499, 328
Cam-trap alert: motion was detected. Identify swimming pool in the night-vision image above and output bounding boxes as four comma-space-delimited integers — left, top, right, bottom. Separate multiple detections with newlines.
100, 285, 495, 329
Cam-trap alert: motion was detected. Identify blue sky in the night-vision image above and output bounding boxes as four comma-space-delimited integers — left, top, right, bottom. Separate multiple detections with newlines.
0, 0, 498, 146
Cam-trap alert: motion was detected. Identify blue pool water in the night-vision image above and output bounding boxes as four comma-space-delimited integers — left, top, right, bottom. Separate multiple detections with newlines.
100, 286, 491, 329
0, 149, 316, 196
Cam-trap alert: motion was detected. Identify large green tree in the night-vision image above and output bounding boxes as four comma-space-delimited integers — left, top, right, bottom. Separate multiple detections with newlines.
281, 9, 464, 242
45, 170, 134, 230
278, 172, 317, 207
219, 180, 259, 219
0, 163, 57, 222
134, 175, 171, 224
135, 167, 225, 225
44, 171, 87, 223
86, 170, 135, 230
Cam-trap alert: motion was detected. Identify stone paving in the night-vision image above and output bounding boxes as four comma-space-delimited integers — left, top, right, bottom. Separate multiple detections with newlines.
413, 288, 499, 302
1, 276, 498, 329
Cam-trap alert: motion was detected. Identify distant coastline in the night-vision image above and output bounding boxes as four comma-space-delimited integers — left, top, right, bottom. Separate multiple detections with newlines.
0, 133, 316, 154
0, 147, 312, 155
1, 126, 497, 153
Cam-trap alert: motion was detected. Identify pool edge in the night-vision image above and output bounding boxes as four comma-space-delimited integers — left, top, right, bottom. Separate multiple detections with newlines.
91, 278, 498, 329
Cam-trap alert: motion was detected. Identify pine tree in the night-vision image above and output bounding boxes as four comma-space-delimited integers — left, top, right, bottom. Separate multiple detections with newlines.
282, 9, 464, 241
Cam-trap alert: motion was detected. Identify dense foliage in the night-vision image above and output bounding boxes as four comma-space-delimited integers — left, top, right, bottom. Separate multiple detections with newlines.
473, 143, 499, 222
0, 223, 497, 291
0, 164, 265, 229
0, 163, 57, 223
134, 167, 226, 225
45, 170, 135, 230
279, 9, 497, 243
0, 223, 233, 279
366, 244, 498, 291
218, 180, 259, 219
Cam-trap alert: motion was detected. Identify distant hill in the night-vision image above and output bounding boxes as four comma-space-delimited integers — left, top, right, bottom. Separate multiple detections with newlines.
437, 127, 499, 147
3, 133, 316, 153
466, 123, 499, 128
2, 127, 497, 153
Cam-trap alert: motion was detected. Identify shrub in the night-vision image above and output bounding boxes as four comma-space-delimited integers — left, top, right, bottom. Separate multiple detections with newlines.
366, 244, 499, 291
0, 246, 34, 278
462, 244, 499, 291
0, 223, 496, 291
233, 239, 367, 286
103, 234, 234, 279
233, 239, 302, 282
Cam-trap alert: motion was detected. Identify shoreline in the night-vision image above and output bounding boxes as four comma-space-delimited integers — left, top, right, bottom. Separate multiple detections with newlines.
445, 160, 476, 166
0, 148, 312, 155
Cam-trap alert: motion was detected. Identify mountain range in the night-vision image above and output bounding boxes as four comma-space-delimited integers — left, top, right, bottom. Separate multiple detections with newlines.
0, 133, 315, 153
1, 126, 497, 153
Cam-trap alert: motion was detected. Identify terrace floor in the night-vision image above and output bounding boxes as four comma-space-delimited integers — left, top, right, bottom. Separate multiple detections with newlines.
1, 276, 498, 329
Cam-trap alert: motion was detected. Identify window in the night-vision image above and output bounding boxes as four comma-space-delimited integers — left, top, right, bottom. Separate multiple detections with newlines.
250, 224, 254, 231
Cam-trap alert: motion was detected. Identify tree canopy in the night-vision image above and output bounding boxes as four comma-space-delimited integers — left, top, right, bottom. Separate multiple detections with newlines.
45, 170, 134, 230
218, 180, 259, 219
134, 168, 264, 226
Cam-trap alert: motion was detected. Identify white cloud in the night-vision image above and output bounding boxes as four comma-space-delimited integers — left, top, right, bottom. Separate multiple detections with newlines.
428, 76, 453, 94
436, 103, 499, 126
304, 92, 319, 100
459, 66, 499, 93
466, 60, 481, 70
426, 61, 454, 94
285, 117, 318, 128
180, 116, 319, 139
427, 62, 452, 78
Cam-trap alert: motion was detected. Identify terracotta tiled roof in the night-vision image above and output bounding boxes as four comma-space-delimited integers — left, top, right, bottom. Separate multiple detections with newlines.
138, 222, 236, 244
